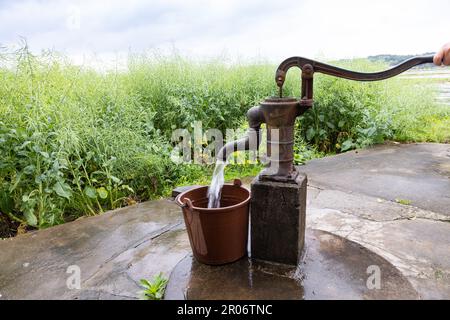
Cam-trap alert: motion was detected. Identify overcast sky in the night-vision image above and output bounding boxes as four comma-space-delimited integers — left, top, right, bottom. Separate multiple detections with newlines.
1, 0, 449, 65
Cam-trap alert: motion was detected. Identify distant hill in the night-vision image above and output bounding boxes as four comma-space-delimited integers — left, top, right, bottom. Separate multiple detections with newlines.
368, 53, 435, 68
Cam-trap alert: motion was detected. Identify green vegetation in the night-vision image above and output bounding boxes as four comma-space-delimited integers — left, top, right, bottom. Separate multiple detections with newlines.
139, 273, 168, 300
0, 46, 449, 234
395, 198, 412, 205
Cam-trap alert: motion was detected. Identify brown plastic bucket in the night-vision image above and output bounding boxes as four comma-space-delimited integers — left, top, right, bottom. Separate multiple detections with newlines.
175, 179, 250, 265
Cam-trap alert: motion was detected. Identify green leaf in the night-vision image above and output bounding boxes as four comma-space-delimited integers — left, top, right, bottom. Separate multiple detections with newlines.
23, 165, 36, 175
96, 187, 108, 199
9, 173, 23, 192
84, 186, 97, 199
341, 139, 354, 152
24, 208, 37, 227
110, 175, 121, 184
139, 274, 168, 301
326, 121, 335, 129
395, 198, 411, 205
306, 127, 315, 141
120, 185, 134, 193
140, 279, 151, 288
39, 151, 49, 158
53, 181, 72, 199
18, 140, 32, 149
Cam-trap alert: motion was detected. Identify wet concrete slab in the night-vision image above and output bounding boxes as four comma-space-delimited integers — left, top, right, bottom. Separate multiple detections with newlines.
0, 143, 449, 300
301, 143, 450, 216
165, 229, 419, 300
301, 143, 450, 299
0, 200, 191, 300
306, 200, 450, 299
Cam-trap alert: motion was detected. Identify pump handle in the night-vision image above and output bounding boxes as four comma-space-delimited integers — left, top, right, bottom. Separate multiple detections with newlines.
276, 55, 434, 88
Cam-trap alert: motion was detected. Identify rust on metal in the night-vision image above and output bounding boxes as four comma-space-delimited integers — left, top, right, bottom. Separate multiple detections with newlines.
258, 97, 305, 182
276, 55, 434, 87
258, 54, 435, 182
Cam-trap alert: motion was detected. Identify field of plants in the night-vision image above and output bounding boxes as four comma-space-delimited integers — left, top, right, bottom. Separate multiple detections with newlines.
1, 46, 449, 236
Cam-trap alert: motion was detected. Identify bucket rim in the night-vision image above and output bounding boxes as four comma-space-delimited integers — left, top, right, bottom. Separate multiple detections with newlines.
175, 183, 250, 212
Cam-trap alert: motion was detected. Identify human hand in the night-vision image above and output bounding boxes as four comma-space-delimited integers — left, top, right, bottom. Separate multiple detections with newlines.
434, 43, 450, 66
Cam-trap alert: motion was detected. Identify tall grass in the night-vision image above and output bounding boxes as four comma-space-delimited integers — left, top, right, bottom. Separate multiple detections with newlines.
0, 47, 447, 231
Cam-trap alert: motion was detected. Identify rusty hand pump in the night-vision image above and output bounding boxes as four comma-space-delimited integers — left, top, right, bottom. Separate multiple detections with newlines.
218, 55, 434, 182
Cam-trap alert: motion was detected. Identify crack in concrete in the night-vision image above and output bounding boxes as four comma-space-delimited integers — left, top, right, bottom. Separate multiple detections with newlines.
125, 272, 142, 289
312, 205, 449, 228
307, 180, 450, 221
81, 221, 184, 287
133, 221, 184, 249
73, 287, 137, 300
311, 211, 447, 296
107, 292, 137, 299
307, 185, 323, 202
308, 184, 450, 224
308, 184, 325, 191
392, 215, 450, 223
351, 237, 436, 279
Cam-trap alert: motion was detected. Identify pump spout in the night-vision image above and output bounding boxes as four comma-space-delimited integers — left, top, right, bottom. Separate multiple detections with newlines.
216, 105, 264, 162
217, 128, 259, 162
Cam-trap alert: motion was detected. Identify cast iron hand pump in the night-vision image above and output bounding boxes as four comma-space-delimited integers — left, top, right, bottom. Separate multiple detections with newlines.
218, 55, 434, 182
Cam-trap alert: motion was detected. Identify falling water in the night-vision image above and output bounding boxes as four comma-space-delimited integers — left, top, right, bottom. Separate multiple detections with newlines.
207, 162, 226, 208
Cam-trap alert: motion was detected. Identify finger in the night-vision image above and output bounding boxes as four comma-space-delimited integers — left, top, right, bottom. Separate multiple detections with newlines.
434, 49, 444, 66
443, 47, 450, 66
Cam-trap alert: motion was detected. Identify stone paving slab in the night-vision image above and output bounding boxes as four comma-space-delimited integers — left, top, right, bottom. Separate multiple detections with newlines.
306, 188, 450, 299
0, 143, 449, 299
0, 200, 190, 300
301, 143, 450, 215
301, 143, 450, 299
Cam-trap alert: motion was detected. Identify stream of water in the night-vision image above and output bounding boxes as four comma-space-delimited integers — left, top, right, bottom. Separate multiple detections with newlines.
207, 162, 226, 208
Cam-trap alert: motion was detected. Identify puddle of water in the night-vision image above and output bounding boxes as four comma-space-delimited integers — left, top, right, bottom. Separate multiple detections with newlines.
165, 230, 419, 300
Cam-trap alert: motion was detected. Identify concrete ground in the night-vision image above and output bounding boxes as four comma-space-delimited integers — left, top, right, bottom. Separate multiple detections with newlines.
0, 143, 449, 299
302, 143, 450, 299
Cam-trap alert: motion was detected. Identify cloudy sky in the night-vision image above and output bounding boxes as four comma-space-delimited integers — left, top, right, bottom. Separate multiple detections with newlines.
1, 0, 449, 65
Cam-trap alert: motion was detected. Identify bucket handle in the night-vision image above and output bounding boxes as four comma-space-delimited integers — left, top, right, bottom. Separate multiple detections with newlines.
175, 194, 193, 209
182, 197, 194, 211
179, 197, 194, 226
233, 178, 242, 187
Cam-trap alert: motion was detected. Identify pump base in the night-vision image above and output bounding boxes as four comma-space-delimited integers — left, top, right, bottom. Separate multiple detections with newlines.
259, 167, 300, 183
250, 172, 307, 265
